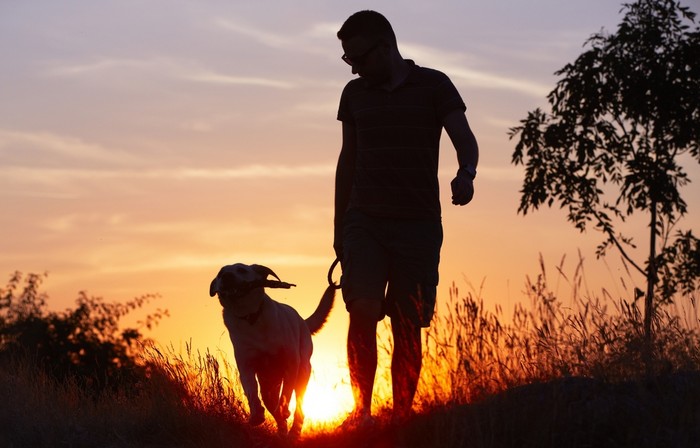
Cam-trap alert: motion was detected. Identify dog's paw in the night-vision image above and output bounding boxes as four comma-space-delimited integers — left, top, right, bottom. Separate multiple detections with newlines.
289, 423, 302, 440
277, 396, 291, 420
275, 420, 289, 437
279, 406, 291, 420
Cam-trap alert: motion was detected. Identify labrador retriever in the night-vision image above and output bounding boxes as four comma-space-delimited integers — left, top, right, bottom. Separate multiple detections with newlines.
209, 263, 335, 438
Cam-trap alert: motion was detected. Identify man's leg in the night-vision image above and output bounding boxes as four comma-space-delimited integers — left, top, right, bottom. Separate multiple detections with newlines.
340, 210, 387, 422
386, 218, 442, 421
391, 315, 422, 420
347, 298, 383, 416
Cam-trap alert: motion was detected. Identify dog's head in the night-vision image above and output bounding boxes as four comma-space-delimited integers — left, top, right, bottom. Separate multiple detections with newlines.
209, 263, 296, 308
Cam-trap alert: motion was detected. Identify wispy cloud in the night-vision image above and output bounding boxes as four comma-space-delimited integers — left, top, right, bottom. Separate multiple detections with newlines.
438, 164, 522, 182
0, 164, 336, 184
215, 18, 292, 49
447, 66, 551, 98
170, 164, 335, 179
214, 17, 335, 56
402, 43, 551, 98
183, 71, 296, 89
44, 57, 160, 77
0, 126, 336, 199
306, 22, 342, 39
43, 212, 128, 233
44, 56, 299, 89
0, 129, 139, 166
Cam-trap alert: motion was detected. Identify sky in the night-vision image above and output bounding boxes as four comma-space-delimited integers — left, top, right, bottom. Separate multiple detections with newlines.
2, 0, 699, 420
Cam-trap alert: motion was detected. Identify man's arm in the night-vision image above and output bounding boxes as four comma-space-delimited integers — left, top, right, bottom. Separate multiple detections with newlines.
334, 121, 357, 257
443, 109, 479, 206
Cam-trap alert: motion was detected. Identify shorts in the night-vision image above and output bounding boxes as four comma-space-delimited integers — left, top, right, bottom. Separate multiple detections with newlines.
340, 208, 443, 327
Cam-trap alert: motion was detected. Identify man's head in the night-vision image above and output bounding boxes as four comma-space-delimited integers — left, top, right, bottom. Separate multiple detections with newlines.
337, 10, 398, 82
337, 10, 397, 46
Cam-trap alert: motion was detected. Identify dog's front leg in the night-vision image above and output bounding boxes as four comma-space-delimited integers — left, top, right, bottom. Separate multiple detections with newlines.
290, 361, 311, 439
239, 368, 265, 426
259, 373, 288, 436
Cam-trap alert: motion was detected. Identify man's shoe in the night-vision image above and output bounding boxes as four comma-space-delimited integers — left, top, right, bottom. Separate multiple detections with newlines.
337, 409, 375, 432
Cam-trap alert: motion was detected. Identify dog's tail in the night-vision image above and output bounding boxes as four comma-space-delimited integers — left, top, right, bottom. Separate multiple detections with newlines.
305, 285, 336, 335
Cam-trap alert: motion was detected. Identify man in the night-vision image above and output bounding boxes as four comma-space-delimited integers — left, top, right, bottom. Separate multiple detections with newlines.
334, 10, 479, 428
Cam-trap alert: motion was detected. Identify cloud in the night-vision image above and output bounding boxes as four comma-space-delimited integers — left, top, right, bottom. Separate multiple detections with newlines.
214, 17, 334, 57
438, 164, 522, 182
401, 43, 551, 98
447, 67, 551, 98
44, 58, 160, 77
0, 163, 335, 187
44, 56, 299, 89
169, 164, 335, 179
0, 129, 139, 166
42, 212, 128, 233
306, 22, 342, 39
0, 126, 334, 198
183, 71, 296, 89
215, 18, 292, 49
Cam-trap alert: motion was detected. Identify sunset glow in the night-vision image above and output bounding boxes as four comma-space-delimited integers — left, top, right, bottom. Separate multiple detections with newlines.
300, 372, 355, 425
2, 1, 699, 430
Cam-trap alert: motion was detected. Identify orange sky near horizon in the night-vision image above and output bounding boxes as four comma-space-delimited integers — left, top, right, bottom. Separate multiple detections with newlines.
2, 0, 699, 421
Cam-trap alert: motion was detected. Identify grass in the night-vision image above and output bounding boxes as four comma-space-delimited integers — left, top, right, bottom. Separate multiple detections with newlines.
0, 350, 251, 448
1, 255, 699, 447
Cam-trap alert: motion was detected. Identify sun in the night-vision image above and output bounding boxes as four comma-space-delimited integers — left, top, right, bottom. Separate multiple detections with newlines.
300, 372, 355, 426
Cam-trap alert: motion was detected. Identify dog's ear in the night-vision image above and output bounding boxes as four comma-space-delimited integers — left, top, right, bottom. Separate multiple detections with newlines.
209, 269, 223, 297
250, 264, 281, 282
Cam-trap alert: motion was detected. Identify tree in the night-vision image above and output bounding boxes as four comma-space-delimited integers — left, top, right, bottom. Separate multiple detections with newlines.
509, 0, 700, 358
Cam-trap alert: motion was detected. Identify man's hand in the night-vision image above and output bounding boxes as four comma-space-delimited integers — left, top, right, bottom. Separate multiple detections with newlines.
451, 169, 475, 205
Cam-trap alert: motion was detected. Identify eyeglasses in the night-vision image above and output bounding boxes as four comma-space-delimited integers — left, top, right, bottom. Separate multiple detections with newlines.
341, 42, 381, 66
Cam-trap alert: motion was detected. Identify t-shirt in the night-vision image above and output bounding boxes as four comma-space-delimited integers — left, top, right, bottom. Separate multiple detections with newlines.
337, 60, 466, 220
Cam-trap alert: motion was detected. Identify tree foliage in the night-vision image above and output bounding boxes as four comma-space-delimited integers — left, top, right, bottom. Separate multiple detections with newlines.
0, 271, 168, 390
509, 0, 700, 336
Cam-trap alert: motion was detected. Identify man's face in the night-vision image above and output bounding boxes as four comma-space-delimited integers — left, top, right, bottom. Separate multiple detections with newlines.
341, 36, 390, 84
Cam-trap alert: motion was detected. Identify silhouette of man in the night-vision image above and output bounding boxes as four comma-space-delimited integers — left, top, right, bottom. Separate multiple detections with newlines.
334, 10, 479, 428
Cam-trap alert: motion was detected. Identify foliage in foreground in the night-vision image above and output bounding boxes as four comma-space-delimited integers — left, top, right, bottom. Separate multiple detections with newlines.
0, 272, 168, 391
419, 254, 700, 407
1, 256, 700, 447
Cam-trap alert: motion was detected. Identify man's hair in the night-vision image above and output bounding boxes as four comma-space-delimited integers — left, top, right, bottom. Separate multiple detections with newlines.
337, 10, 397, 45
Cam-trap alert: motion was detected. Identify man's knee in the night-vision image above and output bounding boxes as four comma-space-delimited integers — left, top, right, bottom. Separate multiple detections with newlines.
348, 298, 384, 323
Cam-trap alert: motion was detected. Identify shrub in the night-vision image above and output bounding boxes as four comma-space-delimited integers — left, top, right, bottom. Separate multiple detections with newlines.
0, 271, 168, 392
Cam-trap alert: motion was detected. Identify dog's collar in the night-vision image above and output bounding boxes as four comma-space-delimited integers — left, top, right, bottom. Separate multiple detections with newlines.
237, 298, 266, 325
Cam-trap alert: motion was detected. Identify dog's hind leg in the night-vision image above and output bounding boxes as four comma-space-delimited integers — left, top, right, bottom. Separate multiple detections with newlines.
279, 376, 295, 421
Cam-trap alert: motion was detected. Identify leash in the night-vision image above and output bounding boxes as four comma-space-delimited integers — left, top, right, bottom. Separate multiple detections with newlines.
327, 258, 342, 289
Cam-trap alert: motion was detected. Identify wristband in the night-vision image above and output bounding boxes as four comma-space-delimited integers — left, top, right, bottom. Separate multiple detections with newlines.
458, 165, 477, 180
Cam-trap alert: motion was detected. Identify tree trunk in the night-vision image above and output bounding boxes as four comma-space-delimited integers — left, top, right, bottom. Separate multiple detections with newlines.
644, 199, 657, 371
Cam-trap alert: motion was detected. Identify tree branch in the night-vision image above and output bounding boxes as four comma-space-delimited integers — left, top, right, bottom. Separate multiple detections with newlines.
606, 230, 646, 277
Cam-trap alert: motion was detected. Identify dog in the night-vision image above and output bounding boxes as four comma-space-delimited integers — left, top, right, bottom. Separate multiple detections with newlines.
209, 263, 335, 438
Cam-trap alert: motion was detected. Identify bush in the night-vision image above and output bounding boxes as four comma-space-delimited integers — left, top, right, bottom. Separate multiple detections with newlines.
0, 271, 168, 392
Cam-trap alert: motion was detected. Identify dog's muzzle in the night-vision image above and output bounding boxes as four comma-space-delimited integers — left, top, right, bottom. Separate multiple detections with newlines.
210, 264, 297, 301
217, 278, 296, 325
